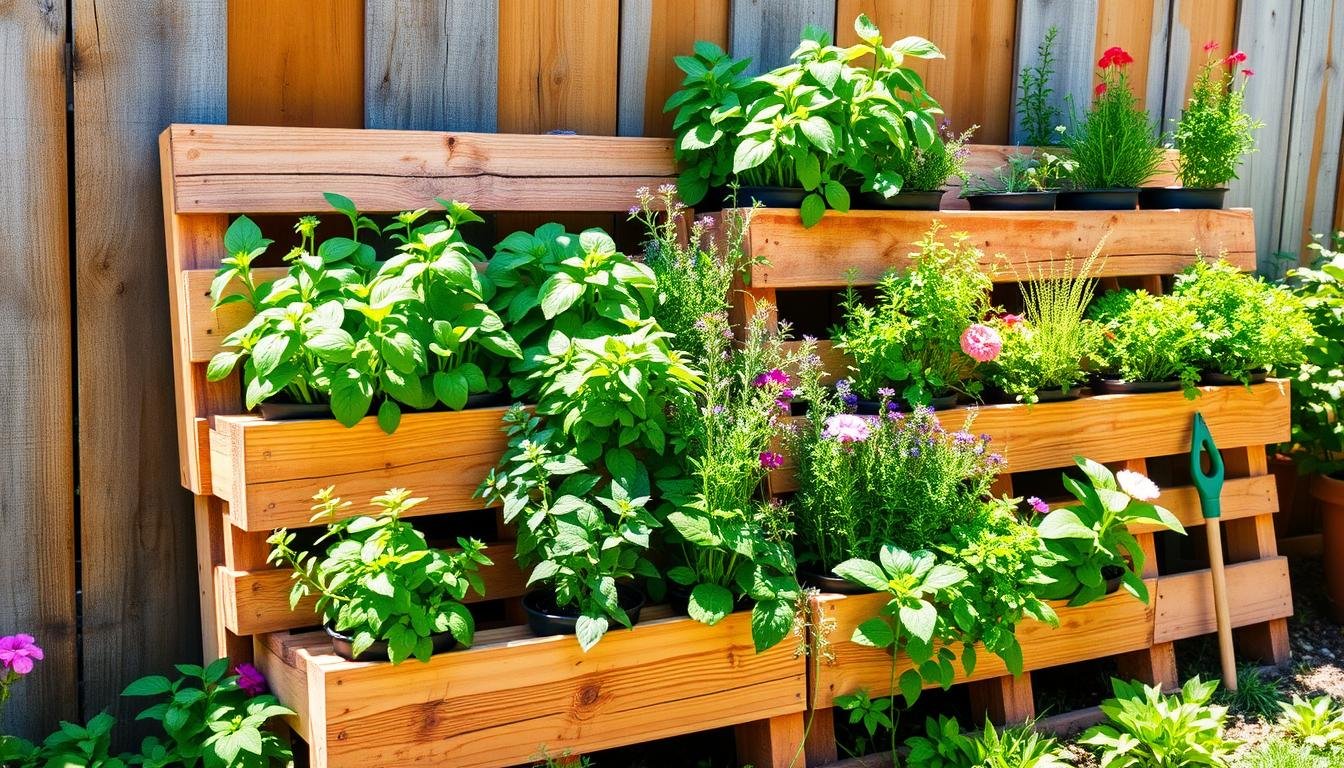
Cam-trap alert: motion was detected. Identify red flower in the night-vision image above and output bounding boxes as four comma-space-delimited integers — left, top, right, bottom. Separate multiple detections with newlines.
1203, 40, 1220, 52
1241, 68, 1254, 77
1099, 45, 1134, 68
1224, 50, 1247, 66
1094, 81, 1108, 97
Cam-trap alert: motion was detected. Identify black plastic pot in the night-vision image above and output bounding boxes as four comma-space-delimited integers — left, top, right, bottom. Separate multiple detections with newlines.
737, 186, 808, 208
1103, 566, 1125, 596
789, 399, 811, 417
1092, 377, 1183, 395
523, 585, 645, 637
1034, 385, 1084, 403
853, 399, 882, 416
964, 191, 1058, 211
798, 567, 874, 595
928, 393, 960, 410
858, 189, 944, 211
1056, 189, 1140, 210
464, 391, 512, 409
1138, 187, 1227, 210
326, 625, 458, 662
1201, 369, 1268, 386
257, 402, 330, 421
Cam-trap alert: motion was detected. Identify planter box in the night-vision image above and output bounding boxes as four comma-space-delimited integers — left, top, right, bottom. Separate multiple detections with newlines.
255, 606, 807, 768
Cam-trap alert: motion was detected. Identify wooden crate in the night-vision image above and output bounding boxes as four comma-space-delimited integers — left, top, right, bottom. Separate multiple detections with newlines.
255, 606, 807, 768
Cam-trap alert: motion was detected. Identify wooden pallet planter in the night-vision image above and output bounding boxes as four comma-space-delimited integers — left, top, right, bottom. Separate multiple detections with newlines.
255, 606, 807, 768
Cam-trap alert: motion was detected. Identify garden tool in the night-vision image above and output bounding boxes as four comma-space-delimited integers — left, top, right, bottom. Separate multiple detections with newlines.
1191, 412, 1237, 691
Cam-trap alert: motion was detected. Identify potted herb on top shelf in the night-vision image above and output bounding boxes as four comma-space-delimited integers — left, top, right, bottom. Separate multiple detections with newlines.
1059, 47, 1164, 210
663, 41, 755, 209
858, 122, 974, 211
961, 151, 1076, 211
1142, 43, 1261, 210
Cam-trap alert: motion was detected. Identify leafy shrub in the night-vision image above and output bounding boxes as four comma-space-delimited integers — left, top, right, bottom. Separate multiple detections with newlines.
1283, 235, 1344, 475
1017, 26, 1062, 147
1063, 47, 1164, 189
662, 41, 756, 206
268, 488, 489, 662
905, 715, 1074, 768
1278, 694, 1344, 754
1174, 44, 1261, 189
1088, 289, 1201, 393
888, 123, 976, 193
1081, 676, 1238, 767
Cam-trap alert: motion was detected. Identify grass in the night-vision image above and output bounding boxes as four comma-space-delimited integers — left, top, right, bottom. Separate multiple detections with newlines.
1217, 664, 1285, 718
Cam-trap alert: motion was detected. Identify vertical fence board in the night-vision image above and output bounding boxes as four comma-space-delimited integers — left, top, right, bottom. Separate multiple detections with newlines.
0, 0, 76, 738
1095, 0, 1162, 112
1013, 0, 1100, 143
72, 0, 225, 725
618, 0, 730, 137
1295, 1, 1344, 251
498, 0, 618, 134
1161, 0, 1239, 133
729, 0, 836, 75
365, 0, 498, 131
1279, 1, 1341, 259
836, 1, 1017, 143
228, 0, 363, 127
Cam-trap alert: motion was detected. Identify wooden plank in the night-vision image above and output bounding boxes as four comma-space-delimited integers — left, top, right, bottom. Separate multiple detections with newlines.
836, 1, 1018, 143
220, 542, 528, 635
228, 0, 363, 128
1161, 0, 1240, 127
365, 0, 498, 132
0, 0, 77, 736
735, 712, 806, 768
73, 0, 225, 724
729, 0, 837, 74
744, 207, 1256, 289
210, 407, 511, 531
1012, 0, 1100, 143
771, 383, 1292, 491
182, 267, 286, 362
1153, 558, 1294, 642
498, 0, 619, 135
256, 611, 806, 768
617, 0, 730, 137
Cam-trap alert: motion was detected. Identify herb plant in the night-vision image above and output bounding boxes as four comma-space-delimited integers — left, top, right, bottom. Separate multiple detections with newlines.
905, 715, 1074, 768
1034, 458, 1184, 606
964, 152, 1076, 195
833, 225, 995, 403
268, 488, 489, 663
1064, 47, 1164, 190
1174, 44, 1261, 189
1088, 289, 1201, 393
1081, 677, 1238, 767
0, 712, 125, 768
1278, 695, 1344, 755
887, 123, 975, 193
663, 41, 756, 205
1017, 26, 1062, 146
1284, 235, 1344, 475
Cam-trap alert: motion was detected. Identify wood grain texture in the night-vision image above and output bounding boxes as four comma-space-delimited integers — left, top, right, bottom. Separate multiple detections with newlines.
228, 0, 363, 128
1153, 558, 1294, 642
498, 0, 619, 134
1283, 0, 1344, 258
1161, 0, 1239, 126
729, 0, 836, 74
73, 0, 225, 725
618, 0, 730, 137
365, 0, 498, 131
1095, 0, 1163, 112
1012, 0, 1100, 143
256, 609, 806, 768
836, 1, 1018, 143
0, 0, 76, 737
743, 207, 1256, 289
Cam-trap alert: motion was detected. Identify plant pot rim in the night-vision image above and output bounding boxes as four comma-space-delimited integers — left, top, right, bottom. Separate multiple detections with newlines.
522, 584, 646, 621
324, 624, 458, 662
798, 566, 875, 595
1311, 472, 1344, 499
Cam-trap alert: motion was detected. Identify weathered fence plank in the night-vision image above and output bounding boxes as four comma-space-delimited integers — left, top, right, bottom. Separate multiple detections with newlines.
1284, 0, 1344, 256
618, 0, 730, 137
729, 0, 836, 75
1012, 0, 1100, 143
498, 0, 618, 134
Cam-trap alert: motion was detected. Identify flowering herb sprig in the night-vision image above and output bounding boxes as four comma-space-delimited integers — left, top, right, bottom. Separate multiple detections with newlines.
1063, 46, 1164, 190
1174, 42, 1261, 189
0, 633, 42, 712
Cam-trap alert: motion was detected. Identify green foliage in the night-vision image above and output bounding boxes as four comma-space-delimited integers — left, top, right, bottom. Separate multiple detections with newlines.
1173, 258, 1314, 381
905, 715, 1074, 768
122, 660, 294, 768
207, 198, 519, 432
833, 225, 994, 402
662, 41, 757, 206
1035, 457, 1184, 606
1237, 738, 1330, 768
1081, 677, 1238, 768
889, 124, 976, 193
1278, 695, 1344, 755
1, 713, 124, 767
1213, 664, 1281, 717
1284, 235, 1344, 474
1174, 51, 1260, 189
988, 254, 1103, 403
834, 689, 895, 758
965, 152, 1076, 195
1063, 54, 1163, 189
1017, 27, 1062, 147
267, 488, 489, 662
1088, 289, 1201, 393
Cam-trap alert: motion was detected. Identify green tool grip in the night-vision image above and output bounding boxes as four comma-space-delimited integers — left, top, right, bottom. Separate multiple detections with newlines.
1190, 412, 1224, 519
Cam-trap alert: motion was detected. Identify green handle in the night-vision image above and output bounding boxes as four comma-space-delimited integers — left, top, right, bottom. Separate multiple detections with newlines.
1191, 412, 1224, 519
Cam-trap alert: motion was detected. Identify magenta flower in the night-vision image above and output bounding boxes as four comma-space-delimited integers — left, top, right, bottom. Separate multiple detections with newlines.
759, 451, 784, 470
960, 323, 1002, 363
0, 635, 43, 676
999, 313, 1023, 328
1027, 496, 1050, 515
822, 414, 871, 444
753, 368, 790, 388
235, 662, 267, 696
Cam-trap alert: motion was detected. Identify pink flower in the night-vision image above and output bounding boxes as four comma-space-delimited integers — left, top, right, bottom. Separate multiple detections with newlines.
752, 368, 790, 388
1027, 496, 1050, 515
1224, 50, 1247, 66
822, 414, 871, 444
1116, 470, 1161, 501
1241, 68, 1254, 77
999, 313, 1023, 328
0, 635, 43, 676
759, 451, 784, 470
1203, 40, 1220, 53
960, 324, 1002, 363
235, 662, 267, 696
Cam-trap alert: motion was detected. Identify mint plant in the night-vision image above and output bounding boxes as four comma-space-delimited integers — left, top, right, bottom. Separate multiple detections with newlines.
662, 41, 756, 206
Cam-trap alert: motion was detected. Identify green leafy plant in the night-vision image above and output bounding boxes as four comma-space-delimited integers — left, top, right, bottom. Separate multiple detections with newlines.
1173, 44, 1261, 189
1237, 738, 1329, 768
1034, 457, 1184, 606
1173, 257, 1313, 383
1213, 663, 1280, 717
833, 224, 995, 403
663, 41, 757, 205
1063, 47, 1164, 189
1278, 695, 1344, 754
267, 488, 489, 663
2, 712, 125, 768
965, 151, 1077, 195
889, 123, 976, 193
1017, 26, 1062, 147
1088, 289, 1201, 394
987, 253, 1103, 403
1081, 677, 1238, 767
122, 660, 294, 768
1283, 234, 1344, 475
905, 715, 1074, 768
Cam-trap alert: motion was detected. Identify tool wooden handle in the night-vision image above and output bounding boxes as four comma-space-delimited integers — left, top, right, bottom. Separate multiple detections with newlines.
1206, 518, 1237, 691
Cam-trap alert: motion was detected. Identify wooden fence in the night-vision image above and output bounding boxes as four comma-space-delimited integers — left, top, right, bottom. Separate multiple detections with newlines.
2, 0, 1342, 741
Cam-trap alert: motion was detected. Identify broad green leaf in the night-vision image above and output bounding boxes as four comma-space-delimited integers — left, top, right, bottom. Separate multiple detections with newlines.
852, 617, 894, 649
433, 370, 469, 410
800, 193, 825, 228
377, 399, 401, 434
538, 274, 585, 319
223, 215, 264, 256
122, 675, 173, 697
205, 351, 241, 382
833, 559, 887, 592
575, 613, 609, 652
1036, 508, 1096, 540
899, 600, 937, 644
688, 583, 733, 625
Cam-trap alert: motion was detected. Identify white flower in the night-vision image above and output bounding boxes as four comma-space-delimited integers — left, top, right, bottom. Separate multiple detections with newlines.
1116, 469, 1160, 501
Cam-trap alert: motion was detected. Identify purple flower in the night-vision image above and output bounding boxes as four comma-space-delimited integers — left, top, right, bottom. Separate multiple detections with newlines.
775, 399, 791, 413
822, 414, 871, 444
779, 388, 795, 400
753, 368, 790, 388
1027, 496, 1050, 515
710, 405, 725, 415
236, 663, 267, 696
759, 451, 784, 470
953, 431, 975, 445
0, 635, 43, 676
627, 205, 640, 217
908, 446, 922, 457
877, 387, 896, 399
697, 215, 716, 228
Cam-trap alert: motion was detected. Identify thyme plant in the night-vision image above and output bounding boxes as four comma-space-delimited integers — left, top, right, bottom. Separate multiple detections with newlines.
1174, 43, 1261, 189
